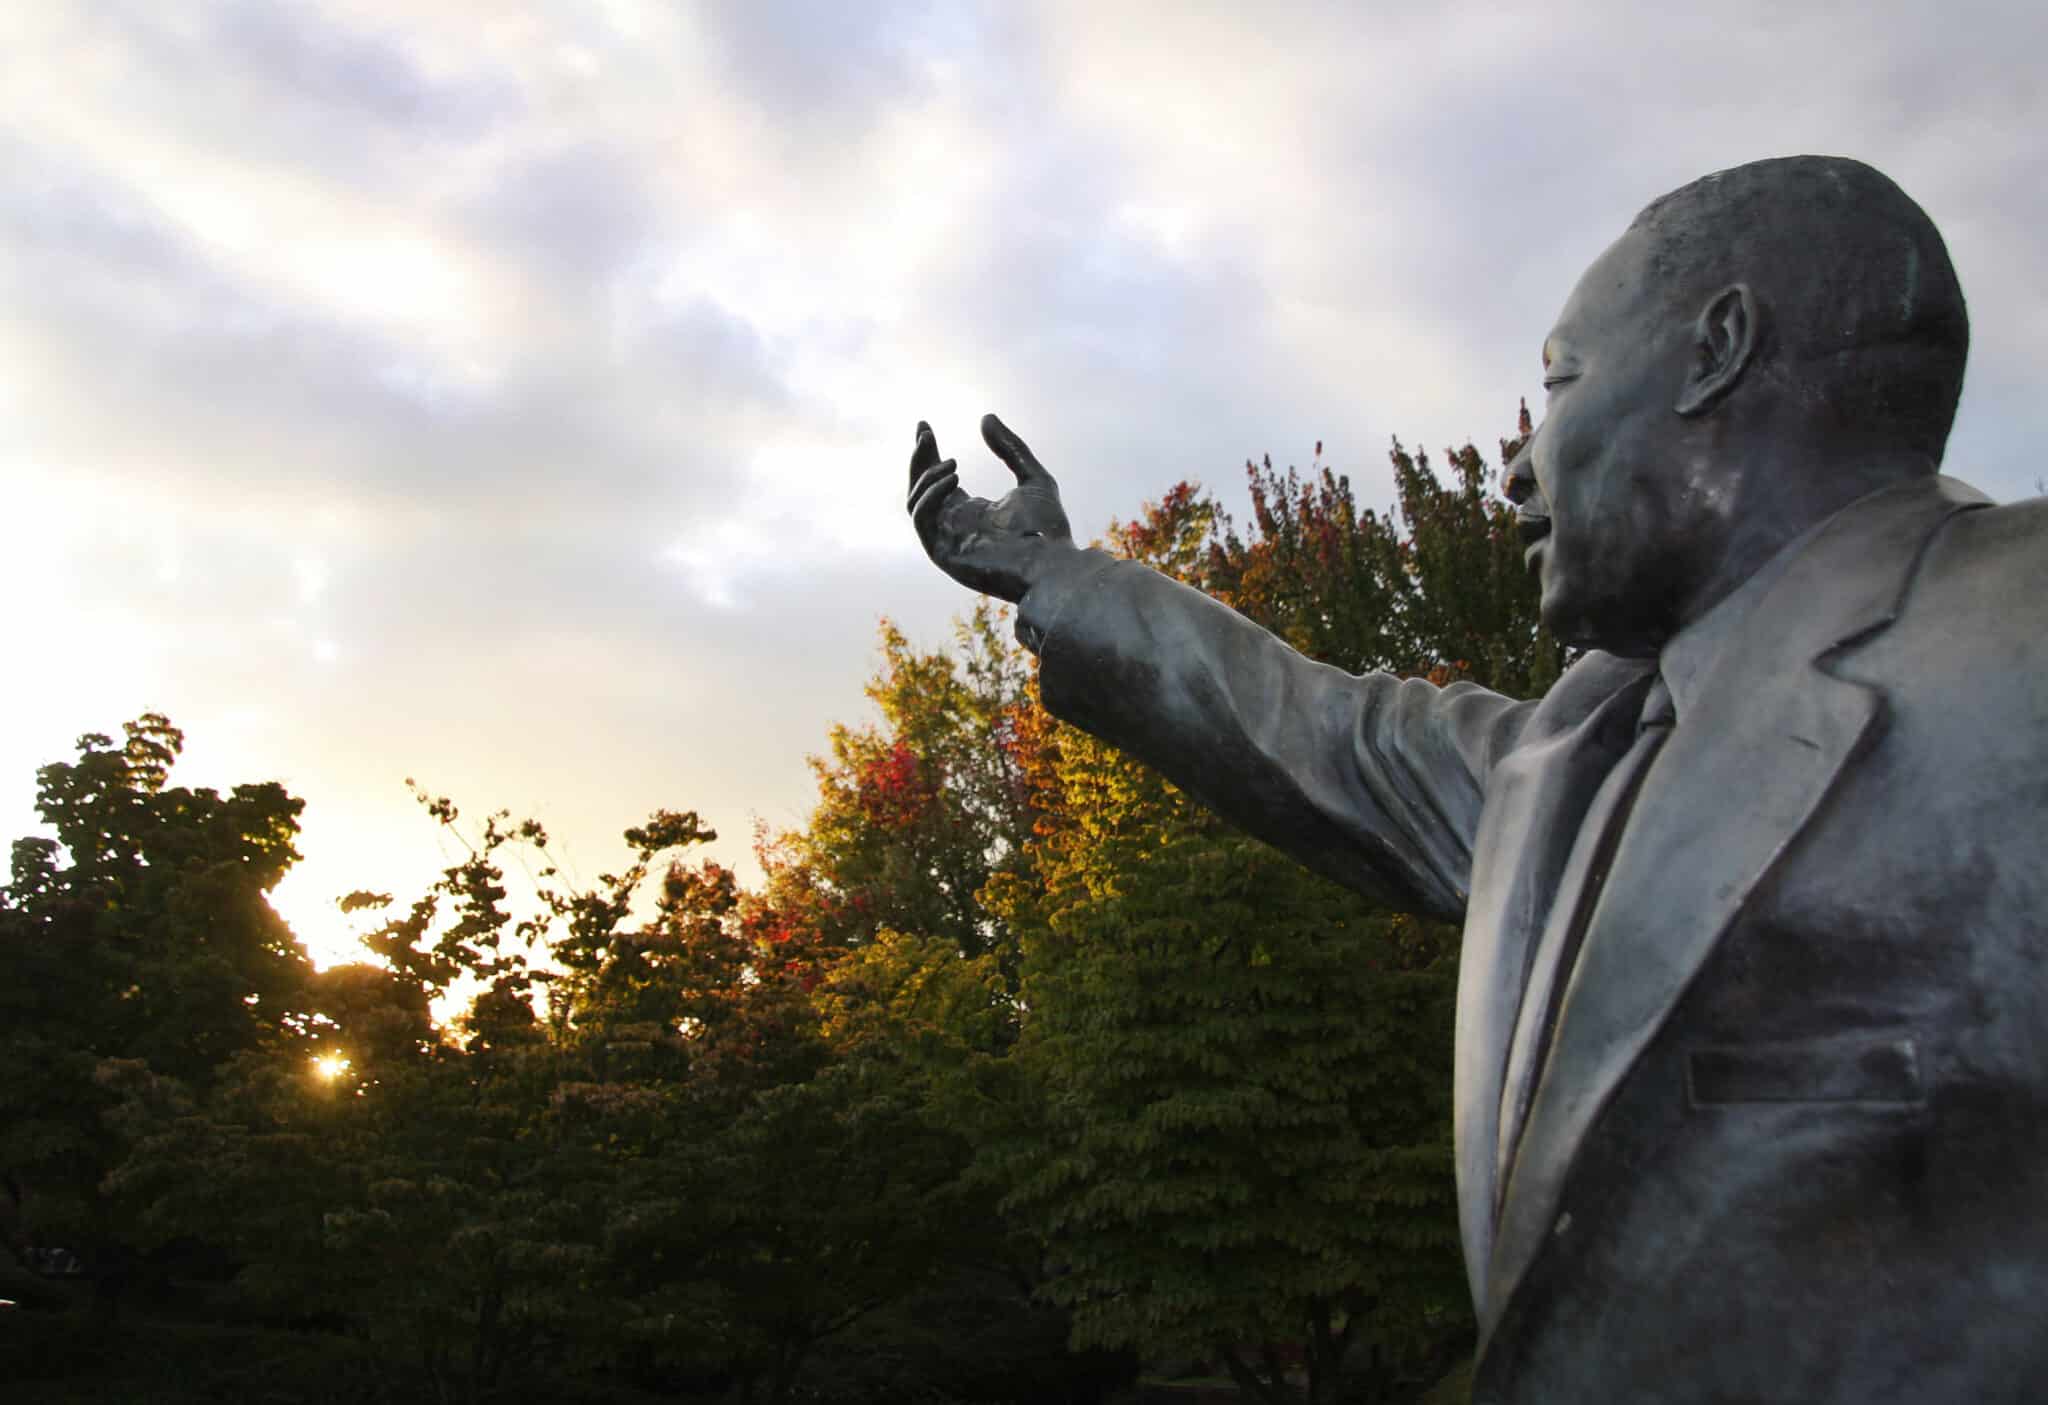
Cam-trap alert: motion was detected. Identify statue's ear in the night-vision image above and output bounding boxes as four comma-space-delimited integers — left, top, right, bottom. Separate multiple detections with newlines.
1675, 283, 1758, 417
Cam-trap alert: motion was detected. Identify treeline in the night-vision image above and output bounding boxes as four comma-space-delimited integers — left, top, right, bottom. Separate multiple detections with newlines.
1, 416, 1557, 1405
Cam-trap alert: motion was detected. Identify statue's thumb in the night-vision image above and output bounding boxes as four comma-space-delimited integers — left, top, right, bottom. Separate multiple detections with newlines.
982, 413, 1047, 486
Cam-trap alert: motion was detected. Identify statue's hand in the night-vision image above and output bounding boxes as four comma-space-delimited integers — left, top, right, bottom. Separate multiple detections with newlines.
907, 414, 1074, 602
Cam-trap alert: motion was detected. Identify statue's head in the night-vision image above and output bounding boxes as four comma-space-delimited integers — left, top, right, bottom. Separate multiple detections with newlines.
1506, 155, 1970, 655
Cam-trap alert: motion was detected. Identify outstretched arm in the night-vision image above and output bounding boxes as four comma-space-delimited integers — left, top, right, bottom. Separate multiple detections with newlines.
1023, 558, 1531, 917
906, 416, 1534, 917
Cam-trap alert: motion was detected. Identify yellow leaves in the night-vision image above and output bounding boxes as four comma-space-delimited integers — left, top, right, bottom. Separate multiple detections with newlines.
812, 927, 1007, 1061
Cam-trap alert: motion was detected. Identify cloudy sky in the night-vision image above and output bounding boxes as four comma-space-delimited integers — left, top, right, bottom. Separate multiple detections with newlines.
6, 0, 2045, 966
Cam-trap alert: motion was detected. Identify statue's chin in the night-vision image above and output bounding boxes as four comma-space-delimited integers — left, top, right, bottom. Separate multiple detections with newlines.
1541, 589, 1669, 660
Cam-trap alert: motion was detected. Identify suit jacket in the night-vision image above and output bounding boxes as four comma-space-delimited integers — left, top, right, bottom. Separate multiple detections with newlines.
1016, 474, 2048, 1403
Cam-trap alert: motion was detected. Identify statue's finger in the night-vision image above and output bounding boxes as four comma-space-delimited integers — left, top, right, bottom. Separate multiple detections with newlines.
982, 413, 1052, 487
910, 421, 940, 488
907, 459, 956, 513
910, 465, 960, 535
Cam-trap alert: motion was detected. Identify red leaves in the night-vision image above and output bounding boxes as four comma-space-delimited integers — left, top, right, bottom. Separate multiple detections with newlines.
1108, 480, 1222, 582
852, 741, 937, 831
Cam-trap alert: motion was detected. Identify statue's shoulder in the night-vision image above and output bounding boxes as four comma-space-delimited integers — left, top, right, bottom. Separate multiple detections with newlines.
1891, 486, 2048, 627
1919, 486, 2048, 576
1876, 483, 2048, 675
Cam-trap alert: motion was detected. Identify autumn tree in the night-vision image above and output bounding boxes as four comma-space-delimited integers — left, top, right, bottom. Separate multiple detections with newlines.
1205, 403, 1562, 695
719, 613, 1126, 1402
751, 604, 1038, 989
983, 411, 1553, 1403
9, 402, 1552, 1402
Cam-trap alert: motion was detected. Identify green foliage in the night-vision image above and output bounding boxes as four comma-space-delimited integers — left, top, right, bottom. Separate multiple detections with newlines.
5, 410, 1543, 1405
0, 715, 315, 1262
629, 1056, 981, 1401
317, 1047, 609, 1395
815, 928, 1012, 1069
975, 415, 1547, 1403
0, 1310, 681, 1404
2, 714, 312, 1080
985, 707, 1466, 1404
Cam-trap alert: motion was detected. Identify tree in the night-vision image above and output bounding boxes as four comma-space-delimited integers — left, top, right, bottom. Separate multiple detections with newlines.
601, 1054, 980, 1405
7, 401, 1552, 1401
752, 605, 1038, 992
1204, 405, 1563, 696
4, 715, 312, 1079
981, 412, 1552, 1403
0, 715, 315, 1288
91, 780, 611, 1395
985, 690, 1465, 1405
5, 715, 1088, 1401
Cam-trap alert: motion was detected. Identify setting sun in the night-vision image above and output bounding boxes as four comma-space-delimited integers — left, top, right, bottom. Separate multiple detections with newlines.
313, 1053, 351, 1082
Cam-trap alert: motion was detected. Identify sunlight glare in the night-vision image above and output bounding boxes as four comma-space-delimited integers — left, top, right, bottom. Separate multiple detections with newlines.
301, 233, 471, 330
313, 1052, 351, 1081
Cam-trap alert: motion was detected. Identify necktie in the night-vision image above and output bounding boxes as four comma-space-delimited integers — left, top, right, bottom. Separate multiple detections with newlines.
1494, 673, 1676, 1205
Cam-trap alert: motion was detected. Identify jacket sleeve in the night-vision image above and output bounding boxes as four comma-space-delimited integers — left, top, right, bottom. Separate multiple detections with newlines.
1019, 551, 1537, 920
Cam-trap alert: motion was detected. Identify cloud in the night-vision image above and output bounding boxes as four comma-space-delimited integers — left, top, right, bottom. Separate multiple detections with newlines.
0, 128, 814, 545
5, 0, 2047, 966
209, 0, 522, 136
458, 137, 665, 282
691, 0, 953, 138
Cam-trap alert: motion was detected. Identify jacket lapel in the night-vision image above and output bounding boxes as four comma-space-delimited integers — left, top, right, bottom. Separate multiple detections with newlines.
1453, 656, 1653, 1313
1480, 476, 1991, 1334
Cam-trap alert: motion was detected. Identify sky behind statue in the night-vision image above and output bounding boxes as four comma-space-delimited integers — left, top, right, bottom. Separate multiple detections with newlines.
4, 1, 2047, 965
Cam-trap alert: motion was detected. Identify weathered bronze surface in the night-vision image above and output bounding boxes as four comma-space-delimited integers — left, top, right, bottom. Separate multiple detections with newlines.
908, 156, 2048, 1402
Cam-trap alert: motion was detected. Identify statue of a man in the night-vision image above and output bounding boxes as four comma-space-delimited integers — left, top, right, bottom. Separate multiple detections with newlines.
907, 156, 2048, 1402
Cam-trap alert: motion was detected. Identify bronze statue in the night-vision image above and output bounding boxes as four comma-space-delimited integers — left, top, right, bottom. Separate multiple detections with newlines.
907, 156, 2048, 1402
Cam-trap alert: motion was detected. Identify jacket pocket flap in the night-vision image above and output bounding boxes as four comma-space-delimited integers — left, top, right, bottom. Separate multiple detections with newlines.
1688, 1036, 1922, 1106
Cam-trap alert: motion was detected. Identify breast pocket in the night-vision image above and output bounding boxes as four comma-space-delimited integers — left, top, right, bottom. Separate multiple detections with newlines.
1687, 1035, 1923, 1107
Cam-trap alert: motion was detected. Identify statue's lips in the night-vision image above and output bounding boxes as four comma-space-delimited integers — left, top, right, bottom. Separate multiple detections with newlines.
1517, 510, 1552, 555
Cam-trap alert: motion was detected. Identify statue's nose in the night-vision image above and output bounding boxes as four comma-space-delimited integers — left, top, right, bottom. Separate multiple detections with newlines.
1502, 436, 1539, 507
